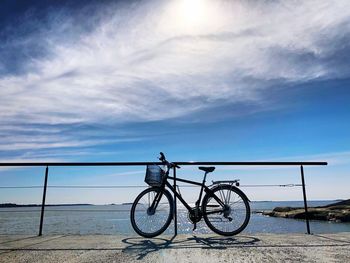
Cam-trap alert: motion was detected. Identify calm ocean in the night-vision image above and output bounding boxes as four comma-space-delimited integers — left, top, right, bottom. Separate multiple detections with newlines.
1, 200, 350, 235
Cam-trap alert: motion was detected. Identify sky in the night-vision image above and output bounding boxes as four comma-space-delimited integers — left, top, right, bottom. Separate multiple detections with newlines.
0, 0, 350, 204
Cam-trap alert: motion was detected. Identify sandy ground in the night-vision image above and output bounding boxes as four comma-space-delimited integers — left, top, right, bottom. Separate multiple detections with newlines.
0, 233, 349, 263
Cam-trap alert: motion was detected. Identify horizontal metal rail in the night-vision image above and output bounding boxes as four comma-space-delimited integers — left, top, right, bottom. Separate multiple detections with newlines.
0, 161, 327, 166
0, 184, 303, 189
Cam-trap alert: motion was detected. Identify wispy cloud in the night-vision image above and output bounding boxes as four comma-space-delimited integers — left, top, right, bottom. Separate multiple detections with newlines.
1, 0, 350, 154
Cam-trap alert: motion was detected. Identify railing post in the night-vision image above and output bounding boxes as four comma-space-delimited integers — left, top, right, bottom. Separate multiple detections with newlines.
300, 165, 311, 234
39, 166, 49, 236
173, 167, 177, 236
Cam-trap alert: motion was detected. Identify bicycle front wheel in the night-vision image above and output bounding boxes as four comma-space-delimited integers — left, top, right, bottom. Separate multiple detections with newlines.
202, 184, 250, 236
130, 187, 173, 238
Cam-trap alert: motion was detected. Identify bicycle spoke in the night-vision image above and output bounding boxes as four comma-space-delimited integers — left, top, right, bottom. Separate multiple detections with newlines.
227, 187, 232, 204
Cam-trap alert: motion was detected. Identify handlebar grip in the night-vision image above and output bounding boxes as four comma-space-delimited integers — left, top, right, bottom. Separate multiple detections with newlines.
159, 152, 165, 161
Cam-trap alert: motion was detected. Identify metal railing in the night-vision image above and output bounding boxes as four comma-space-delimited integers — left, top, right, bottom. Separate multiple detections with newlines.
0, 161, 328, 236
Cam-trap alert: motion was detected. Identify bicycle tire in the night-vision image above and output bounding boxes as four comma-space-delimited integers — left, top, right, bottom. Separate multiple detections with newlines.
202, 184, 250, 236
130, 187, 173, 238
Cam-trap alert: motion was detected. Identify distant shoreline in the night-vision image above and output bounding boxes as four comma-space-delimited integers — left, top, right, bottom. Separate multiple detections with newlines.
0, 200, 342, 208
0, 203, 92, 208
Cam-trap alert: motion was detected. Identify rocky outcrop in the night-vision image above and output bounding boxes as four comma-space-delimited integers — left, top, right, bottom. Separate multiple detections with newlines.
262, 199, 350, 222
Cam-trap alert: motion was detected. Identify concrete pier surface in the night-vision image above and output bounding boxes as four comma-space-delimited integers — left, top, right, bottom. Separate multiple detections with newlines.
0, 233, 349, 263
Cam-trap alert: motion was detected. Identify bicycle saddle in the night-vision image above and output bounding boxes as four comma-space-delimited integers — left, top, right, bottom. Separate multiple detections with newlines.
198, 166, 215, 173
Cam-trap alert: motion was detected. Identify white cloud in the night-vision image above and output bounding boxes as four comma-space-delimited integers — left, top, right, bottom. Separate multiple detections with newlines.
0, 0, 349, 152
0, 133, 143, 151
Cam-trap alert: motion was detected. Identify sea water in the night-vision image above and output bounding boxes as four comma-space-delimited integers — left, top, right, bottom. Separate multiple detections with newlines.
1, 201, 350, 235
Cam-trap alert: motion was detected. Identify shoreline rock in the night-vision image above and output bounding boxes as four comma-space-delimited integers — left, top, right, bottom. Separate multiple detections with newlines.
261, 199, 350, 222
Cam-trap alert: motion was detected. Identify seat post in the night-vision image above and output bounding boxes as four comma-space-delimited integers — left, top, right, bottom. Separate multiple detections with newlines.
202, 171, 208, 185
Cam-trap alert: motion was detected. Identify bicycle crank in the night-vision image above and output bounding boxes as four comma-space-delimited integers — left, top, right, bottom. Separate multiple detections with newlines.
188, 208, 202, 223
188, 207, 202, 231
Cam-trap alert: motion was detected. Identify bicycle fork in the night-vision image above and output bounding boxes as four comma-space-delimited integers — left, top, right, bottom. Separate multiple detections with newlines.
148, 189, 163, 215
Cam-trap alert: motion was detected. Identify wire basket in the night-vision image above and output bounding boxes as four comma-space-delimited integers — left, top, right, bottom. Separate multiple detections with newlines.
145, 165, 166, 186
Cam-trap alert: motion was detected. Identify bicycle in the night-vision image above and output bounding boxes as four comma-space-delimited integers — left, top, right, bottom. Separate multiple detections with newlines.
130, 152, 250, 238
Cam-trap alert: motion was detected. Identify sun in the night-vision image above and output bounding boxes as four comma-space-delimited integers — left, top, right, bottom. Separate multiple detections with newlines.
160, 0, 223, 35
180, 0, 207, 26
162, 0, 212, 32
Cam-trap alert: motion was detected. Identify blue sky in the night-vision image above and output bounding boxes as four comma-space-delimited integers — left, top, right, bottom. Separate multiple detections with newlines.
0, 0, 350, 204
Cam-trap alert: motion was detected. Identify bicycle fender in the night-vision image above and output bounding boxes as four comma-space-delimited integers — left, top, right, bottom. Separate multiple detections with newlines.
209, 184, 251, 202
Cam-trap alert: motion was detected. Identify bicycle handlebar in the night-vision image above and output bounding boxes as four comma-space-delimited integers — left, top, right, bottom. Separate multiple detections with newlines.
159, 152, 180, 169
159, 152, 166, 162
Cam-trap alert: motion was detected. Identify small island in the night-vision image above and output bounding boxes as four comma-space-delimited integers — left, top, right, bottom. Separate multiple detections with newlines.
262, 199, 350, 222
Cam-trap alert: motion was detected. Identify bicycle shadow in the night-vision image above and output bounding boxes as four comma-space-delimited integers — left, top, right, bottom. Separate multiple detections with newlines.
121, 234, 260, 260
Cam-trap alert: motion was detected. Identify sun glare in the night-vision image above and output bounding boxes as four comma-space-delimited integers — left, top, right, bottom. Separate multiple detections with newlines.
163, 0, 216, 33
180, 0, 207, 26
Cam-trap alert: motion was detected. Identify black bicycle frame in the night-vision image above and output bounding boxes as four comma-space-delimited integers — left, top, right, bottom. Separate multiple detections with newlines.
164, 175, 225, 212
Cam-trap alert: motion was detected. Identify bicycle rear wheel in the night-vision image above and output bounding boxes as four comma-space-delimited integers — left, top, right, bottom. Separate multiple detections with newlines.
202, 184, 250, 236
130, 187, 173, 238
